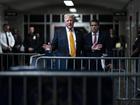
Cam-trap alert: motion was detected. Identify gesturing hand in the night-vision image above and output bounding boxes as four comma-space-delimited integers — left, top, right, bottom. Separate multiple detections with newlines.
91, 44, 102, 51
42, 42, 52, 51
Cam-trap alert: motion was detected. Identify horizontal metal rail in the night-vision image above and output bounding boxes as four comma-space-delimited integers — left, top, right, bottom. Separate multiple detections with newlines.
0, 71, 140, 77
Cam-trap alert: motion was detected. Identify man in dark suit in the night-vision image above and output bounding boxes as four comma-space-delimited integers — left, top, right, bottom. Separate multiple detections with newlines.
23, 26, 43, 65
83, 19, 113, 105
43, 14, 83, 69
83, 19, 112, 71
42, 14, 84, 105
24, 26, 42, 53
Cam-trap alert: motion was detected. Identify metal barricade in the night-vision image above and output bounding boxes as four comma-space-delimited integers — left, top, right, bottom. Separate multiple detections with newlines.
0, 56, 139, 105
32, 56, 140, 105
0, 53, 38, 71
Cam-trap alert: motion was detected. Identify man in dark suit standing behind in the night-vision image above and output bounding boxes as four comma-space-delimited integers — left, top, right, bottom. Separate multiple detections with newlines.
42, 14, 83, 105
83, 19, 112, 71
83, 19, 113, 105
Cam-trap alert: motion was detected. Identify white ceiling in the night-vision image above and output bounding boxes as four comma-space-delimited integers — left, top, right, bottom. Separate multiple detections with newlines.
0, 0, 130, 11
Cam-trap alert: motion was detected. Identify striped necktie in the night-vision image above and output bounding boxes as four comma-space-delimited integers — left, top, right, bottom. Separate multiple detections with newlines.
69, 31, 76, 57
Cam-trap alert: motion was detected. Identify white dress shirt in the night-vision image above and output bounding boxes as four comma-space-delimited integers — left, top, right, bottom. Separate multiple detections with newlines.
0, 31, 15, 49
92, 31, 99, 44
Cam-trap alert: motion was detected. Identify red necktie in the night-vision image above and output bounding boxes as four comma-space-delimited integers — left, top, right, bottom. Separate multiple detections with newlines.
93, 33, 97, 44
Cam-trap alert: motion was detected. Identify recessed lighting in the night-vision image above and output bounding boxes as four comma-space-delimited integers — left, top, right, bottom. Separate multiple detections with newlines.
69, 8, 77, 12
64, 0, 74, 6
73, 14, 79, 17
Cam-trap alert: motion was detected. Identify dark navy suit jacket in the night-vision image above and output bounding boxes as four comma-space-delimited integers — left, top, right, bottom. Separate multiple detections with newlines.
52, 27, 83, 57
83, 31, 112, 71
83, 31, 112, 57
50, 27, 83, 70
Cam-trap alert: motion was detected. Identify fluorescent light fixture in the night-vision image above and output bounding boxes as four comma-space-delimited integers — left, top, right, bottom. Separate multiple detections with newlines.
73, 13, 79, 17
69, 8, 77, 12
64, 0, 74, 6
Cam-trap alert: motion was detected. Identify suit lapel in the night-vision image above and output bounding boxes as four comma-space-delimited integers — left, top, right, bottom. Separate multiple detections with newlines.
98, 32, 103, 43
63, 28, 69, 54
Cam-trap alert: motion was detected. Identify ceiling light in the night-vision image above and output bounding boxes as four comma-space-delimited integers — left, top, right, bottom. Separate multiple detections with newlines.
69, 8, 77, 12
76, 17, 82, 22
64, 0, 74, 6
73, 14, 79, 17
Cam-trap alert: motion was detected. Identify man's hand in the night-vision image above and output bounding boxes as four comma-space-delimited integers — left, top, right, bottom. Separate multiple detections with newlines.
42, 42, 52, 51
28, 47, 34, 52
105, 63, 112, 71
91, 44, 102, 51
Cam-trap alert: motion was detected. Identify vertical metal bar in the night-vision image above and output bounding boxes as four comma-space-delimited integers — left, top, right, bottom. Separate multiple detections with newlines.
43, 58, 46, 69
88, 59, 90, 71
23, 77, 27, 105
23, 54, 26, 65
8, 77, 12, 105
126, 59, 129, 98
111, 59, 113, 72
133, 59, 136, 98
68, 77, 72, 105
51, 58, 53, 69
73, 59, 75, 70
118, 59, 121, 98
58, 59, 60, 70
96, 59, 98, 71
81, 59, 83, 71
83, 77, 87, 105
12, 54, 14, 66
38, 76, 42, 105
7, 54, 8, 70
53, 77, 57, 105
97, 77, 102, 105
66, 59, 68, 70
18, 54, 20, 65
